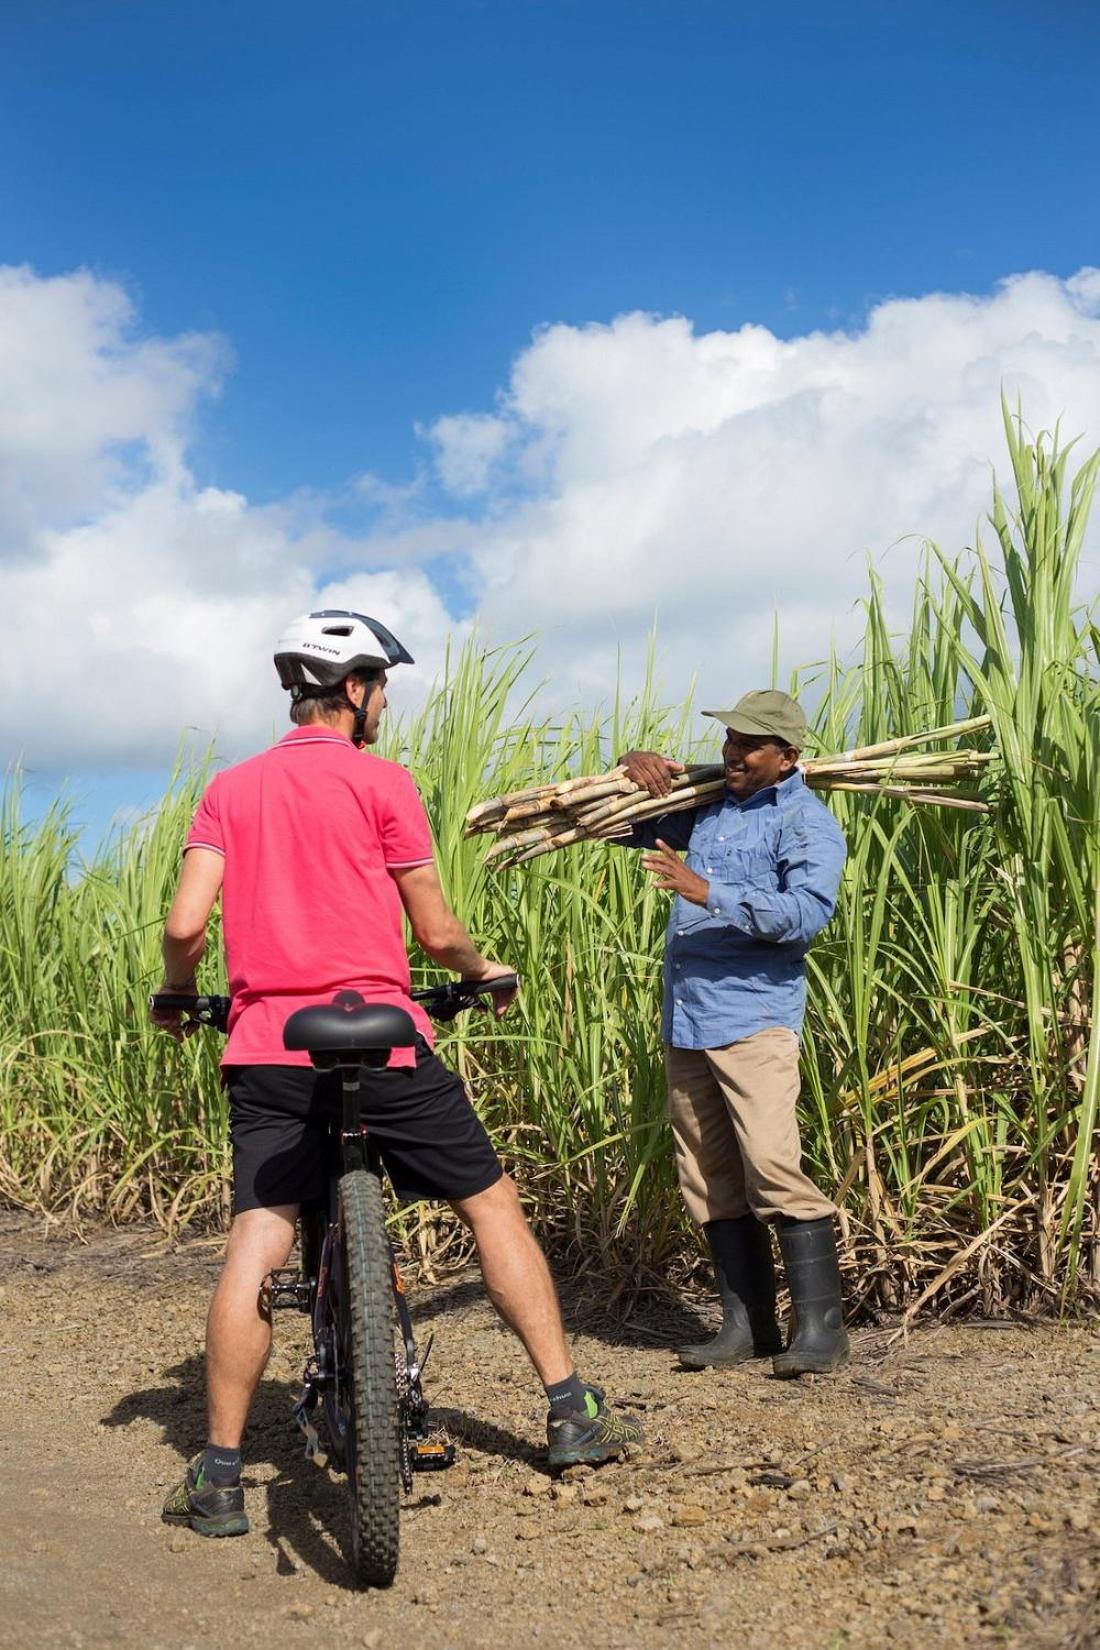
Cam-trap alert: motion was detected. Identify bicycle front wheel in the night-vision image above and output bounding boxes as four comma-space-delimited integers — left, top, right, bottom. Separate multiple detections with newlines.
338, 1168, 401, 1587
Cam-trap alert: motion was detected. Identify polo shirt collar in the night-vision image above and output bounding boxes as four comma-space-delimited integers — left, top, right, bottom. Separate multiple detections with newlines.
277, 727, 354, 749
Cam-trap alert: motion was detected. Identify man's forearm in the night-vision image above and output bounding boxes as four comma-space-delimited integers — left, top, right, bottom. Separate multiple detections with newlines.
704, 882, 835, 945
161, 930, 206, 989
416, 914, 489, 976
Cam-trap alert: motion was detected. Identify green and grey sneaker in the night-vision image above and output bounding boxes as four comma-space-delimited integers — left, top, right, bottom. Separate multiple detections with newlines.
546, 1386, 645, 1469
162, 1453, 250, 1538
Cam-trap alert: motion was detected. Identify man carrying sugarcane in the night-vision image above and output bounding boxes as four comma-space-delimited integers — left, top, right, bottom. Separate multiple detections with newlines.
617, 689, 850, 1376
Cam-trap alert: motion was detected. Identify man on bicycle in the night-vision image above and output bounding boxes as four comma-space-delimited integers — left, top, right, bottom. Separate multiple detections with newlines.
152, 610, 642, 1537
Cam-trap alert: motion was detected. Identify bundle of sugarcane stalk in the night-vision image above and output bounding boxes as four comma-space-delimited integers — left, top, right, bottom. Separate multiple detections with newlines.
465, 716, 995, 867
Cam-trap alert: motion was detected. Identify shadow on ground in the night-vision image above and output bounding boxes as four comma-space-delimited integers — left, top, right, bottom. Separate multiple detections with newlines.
101, 1347, 542, 1584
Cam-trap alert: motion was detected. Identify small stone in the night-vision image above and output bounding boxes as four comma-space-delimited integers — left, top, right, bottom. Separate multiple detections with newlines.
471, 1535, 488, 1555
1067, 1507, 1091, 1532
975, 1495, 1000, 1514
671, 1440, 702, 1465
362, 1632, 383, 1650
623, 1494, 645, 1514
516, 1525, 542, 1542
926, 1485, 947, 1503
633, 1514, 665, 1533
523, 1475, 549, 1497
287, 1603, 313, 1620
168, 1534, 189, 1554
412, 1589, 436, 1606
550, 1482, 578, 1505
581, 1483, 609, 1507
672, 1506, 708, 1527
787, 1479, 811, 1501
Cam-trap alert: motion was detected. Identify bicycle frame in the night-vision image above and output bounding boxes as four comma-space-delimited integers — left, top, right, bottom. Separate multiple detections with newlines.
284, 1065, 451, 1489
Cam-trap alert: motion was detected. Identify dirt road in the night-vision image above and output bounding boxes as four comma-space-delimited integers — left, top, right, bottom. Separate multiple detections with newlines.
1, 1214, 1096, 1650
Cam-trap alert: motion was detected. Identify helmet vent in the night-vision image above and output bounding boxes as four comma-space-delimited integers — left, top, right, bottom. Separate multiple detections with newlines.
321, 624, 353, 637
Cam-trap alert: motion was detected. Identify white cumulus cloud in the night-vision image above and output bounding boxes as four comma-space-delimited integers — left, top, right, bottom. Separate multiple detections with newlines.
430, 269, 1100, 706
0, 266, 460, 770
4, 263, 1099, 774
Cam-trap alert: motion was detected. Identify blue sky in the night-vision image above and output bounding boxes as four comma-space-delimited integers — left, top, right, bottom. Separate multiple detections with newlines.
3, 0, 1099, 847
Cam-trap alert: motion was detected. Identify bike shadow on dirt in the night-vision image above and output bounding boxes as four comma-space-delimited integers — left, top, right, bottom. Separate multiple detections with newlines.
102, 1353, 368, 1586
101, 1351, 540, 1582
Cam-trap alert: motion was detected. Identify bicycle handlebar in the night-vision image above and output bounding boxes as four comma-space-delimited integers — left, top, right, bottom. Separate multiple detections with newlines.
149, 975, 520, 1035
149, 993, 232, 1032
409, 974, 520, 1022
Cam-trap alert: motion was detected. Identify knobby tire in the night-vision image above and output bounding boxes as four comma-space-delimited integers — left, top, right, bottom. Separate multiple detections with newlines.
339, 1168, 401, 1587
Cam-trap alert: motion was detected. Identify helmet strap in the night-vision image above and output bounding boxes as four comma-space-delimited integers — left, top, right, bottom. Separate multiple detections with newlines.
346, 677, 370, 748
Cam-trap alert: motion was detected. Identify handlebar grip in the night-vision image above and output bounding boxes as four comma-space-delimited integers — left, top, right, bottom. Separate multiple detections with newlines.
464, 974, 520, 994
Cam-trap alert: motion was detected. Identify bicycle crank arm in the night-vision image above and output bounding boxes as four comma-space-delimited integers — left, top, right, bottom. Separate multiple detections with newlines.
293, 1385, 324, 1461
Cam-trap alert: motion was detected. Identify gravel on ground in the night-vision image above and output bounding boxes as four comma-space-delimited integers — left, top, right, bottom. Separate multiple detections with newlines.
1, 1213, 1097, 1650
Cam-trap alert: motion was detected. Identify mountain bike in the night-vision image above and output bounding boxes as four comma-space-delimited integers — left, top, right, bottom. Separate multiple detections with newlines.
149, 974, 518, 1586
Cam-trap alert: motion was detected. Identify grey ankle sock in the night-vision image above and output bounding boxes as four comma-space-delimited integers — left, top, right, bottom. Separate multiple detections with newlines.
544, 1371, 590, 1416
201, 1444, 242, 1486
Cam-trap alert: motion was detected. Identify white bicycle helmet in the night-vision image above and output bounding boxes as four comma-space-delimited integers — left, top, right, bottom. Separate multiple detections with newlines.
274, 609, 414, 690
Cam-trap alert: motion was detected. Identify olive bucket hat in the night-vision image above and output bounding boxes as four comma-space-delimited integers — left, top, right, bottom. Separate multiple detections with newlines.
702, 689, 808, 751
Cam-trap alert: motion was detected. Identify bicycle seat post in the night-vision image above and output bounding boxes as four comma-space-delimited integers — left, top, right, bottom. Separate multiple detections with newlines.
339, 1061, 367, 1171
282, 992, 417, 1177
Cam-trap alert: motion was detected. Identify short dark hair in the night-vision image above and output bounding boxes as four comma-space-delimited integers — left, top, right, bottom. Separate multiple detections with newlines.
289, 667, 380, 726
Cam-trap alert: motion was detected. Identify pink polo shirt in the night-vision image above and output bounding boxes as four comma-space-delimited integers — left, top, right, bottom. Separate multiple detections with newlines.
185, 728, 436, 1067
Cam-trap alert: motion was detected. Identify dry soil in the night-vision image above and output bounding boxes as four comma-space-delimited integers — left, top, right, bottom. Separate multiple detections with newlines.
1, 1213, 1097, 1650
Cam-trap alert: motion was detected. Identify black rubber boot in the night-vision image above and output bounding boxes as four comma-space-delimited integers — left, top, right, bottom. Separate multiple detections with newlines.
676, 1216, 783, 1369
772, 1216, 850, 1377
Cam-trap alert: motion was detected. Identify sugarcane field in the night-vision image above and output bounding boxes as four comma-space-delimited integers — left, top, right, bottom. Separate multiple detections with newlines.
3, 407, 1097, 1650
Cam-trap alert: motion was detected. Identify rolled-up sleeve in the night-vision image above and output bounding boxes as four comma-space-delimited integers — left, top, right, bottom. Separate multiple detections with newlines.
705, 813, 846, 944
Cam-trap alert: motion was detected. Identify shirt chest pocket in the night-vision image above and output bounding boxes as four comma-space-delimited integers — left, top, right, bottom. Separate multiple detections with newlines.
711, 837, 779, 889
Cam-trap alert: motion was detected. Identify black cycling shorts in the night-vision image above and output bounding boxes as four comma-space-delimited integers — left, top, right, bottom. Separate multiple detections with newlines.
225, 1039, 503, 1214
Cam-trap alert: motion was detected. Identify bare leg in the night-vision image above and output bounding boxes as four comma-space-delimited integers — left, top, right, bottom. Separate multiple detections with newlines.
205, 1204, 298, 1448
451, 1174, 573, 1386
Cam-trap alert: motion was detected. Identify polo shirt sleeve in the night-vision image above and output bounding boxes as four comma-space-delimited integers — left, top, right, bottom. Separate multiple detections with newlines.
704, 807, 847, 943
185, 777, 225, 856
382, 769, 436, 870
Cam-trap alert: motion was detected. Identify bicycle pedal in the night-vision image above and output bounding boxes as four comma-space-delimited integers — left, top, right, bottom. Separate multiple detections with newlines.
266, 1268, 312, 1311
409, 1438, 456, 1472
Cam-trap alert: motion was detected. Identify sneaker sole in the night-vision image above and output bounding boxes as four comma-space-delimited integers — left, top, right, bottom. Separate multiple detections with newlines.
547, 1442, 630, 1469
162, 1511, 251, 1538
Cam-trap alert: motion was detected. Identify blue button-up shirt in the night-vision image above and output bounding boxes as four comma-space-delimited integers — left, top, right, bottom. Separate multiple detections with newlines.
625, 770, 847, 1049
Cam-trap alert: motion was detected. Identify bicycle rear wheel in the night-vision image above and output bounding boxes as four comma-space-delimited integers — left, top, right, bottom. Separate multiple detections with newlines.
338, 1167, 401, 1587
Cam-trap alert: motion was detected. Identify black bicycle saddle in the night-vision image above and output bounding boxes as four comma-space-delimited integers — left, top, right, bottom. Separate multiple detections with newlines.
283, 990, 417, 1068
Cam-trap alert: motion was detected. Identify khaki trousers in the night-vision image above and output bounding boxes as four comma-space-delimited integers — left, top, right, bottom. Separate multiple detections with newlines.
665, 1029, 835, 1226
